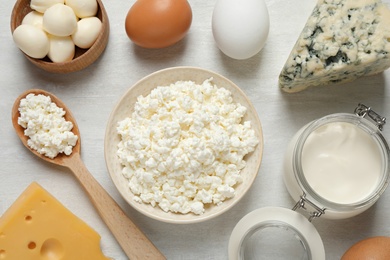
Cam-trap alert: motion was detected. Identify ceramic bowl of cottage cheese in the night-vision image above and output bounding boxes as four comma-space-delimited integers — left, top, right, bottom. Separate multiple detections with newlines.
104, 67, 263, 224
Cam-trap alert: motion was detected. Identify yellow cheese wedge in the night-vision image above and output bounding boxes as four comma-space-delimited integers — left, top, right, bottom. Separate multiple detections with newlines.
0, 182, 110, 260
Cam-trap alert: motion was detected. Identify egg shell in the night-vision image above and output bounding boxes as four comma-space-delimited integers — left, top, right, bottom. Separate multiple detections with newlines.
212, 0, 270, 60
43, 3, 78, 37
72, 17, 102, 49
30, 0, 64, 13
48, 35, 75, 63
12, 24, 49, 59
125, 0, 192, 49
22, 11, 44, 29
65, 0, 98, 18
342, 236, 390, 260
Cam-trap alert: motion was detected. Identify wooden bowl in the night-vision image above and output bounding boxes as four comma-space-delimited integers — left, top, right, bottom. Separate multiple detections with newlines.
104, 67, 264, 224
10, 0, 109, 73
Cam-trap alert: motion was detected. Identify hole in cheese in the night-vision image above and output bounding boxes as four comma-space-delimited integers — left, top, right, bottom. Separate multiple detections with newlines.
0, 249, 6, 258
0, 183, 110, 259
40, 238, 64, 260
28, 241, 36, 249
25, 215, 32, 222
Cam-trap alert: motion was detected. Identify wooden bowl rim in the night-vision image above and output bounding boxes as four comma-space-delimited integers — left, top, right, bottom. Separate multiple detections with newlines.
10, 0, 110, 73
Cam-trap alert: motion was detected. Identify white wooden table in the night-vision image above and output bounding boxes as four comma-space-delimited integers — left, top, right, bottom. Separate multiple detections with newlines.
2, 0, 390, 259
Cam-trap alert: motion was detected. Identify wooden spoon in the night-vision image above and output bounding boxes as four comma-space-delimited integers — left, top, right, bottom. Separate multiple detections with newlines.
11, 89, 166, 260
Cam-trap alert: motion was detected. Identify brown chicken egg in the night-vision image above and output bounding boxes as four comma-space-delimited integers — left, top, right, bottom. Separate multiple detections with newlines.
341, 236, 390, 260
125, 0, 192, 49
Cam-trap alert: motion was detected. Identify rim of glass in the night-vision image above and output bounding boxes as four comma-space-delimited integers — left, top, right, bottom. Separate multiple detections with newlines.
239, 220, 311, 260
293, 113, 390, 211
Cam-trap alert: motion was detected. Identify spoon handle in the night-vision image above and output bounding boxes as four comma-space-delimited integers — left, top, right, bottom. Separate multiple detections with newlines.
67, 154, 166, 260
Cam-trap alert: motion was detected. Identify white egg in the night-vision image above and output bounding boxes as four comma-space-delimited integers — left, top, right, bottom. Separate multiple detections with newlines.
72, 17, 102, 49
30, 0, 64, 13
43, 3, 78, 37
48, 35, 75, 63
13, 24, 49, 59
212, 0, 270, 60
22, 11, 44, 29
65, 0, 98, 18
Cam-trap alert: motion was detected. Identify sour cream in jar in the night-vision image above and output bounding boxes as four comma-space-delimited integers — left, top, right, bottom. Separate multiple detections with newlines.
302, 122, 382, 204
284, 111, 390, 219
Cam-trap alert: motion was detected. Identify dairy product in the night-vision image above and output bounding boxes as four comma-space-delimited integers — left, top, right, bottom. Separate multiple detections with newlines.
284, 113, 390, 219
18, 93, 78, 159
47, 35, 75, 62
13, 0, 101, 63
43, 4, 78, 37
30, 0, 64, 13
117, 78, 259, 215
65, 0, 98, 18
279, 0, 390, 92
72, 17, 102, 49
12, 24, 49, 59
301, 122, 382, 204
21, 11, 44, 29
0, 182, 110, 259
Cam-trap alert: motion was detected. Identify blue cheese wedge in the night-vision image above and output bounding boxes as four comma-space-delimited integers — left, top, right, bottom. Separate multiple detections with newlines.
279, 0, 390, 93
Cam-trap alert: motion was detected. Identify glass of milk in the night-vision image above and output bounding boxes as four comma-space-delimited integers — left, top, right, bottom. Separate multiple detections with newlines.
284, 104, 390, 219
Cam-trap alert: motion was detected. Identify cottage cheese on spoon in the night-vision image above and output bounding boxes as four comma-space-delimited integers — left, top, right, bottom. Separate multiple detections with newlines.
18, 93, 78, 159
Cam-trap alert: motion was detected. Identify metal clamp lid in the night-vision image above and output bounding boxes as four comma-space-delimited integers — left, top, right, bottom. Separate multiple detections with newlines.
292, 193, 326, 222
354, 103, 386, 131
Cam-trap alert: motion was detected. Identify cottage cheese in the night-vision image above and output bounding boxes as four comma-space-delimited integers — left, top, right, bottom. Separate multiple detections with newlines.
117, 78, 259, 215
18, 93, 78, 159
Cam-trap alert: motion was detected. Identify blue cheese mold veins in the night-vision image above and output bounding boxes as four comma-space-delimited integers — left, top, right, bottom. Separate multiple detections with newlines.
279, 0, 390, 92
